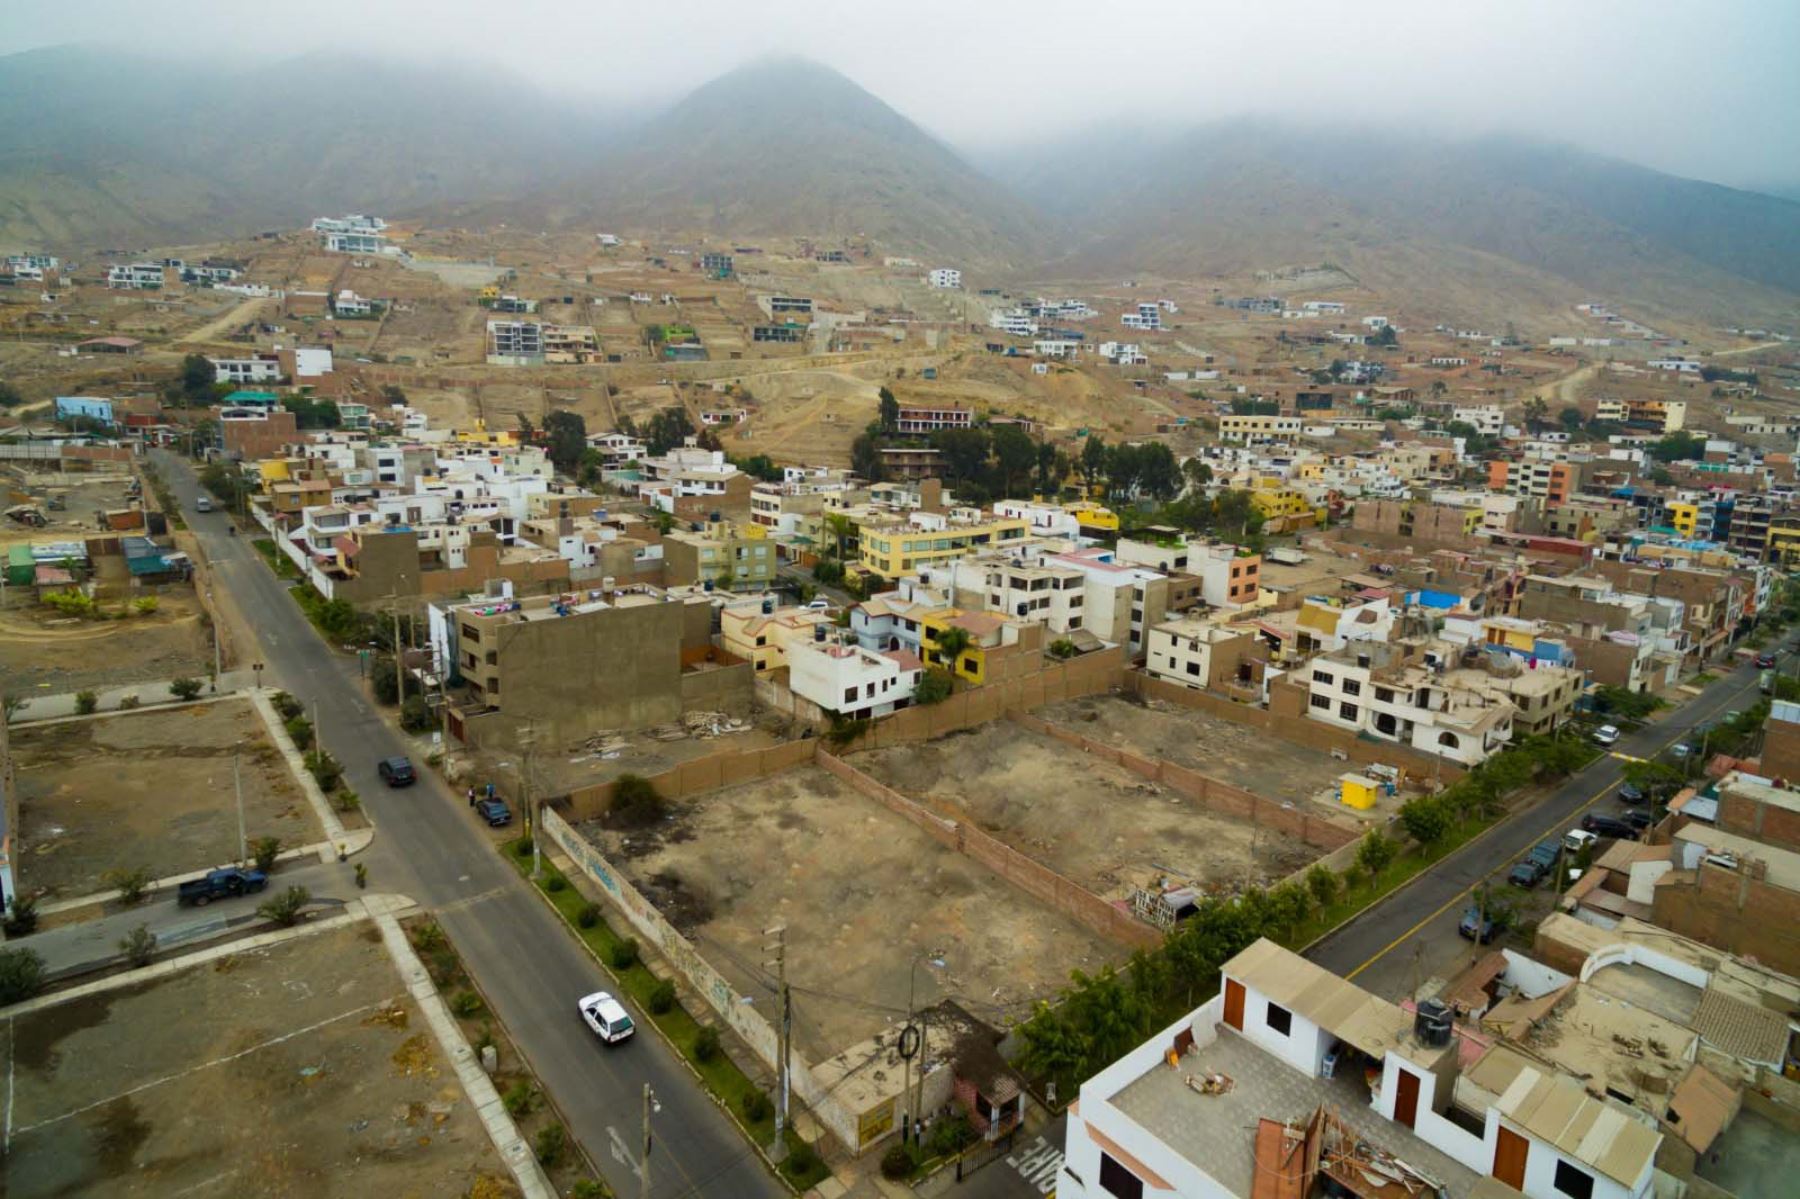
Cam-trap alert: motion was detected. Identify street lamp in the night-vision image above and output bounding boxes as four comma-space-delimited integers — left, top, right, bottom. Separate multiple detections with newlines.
640, 1083, 661, 1199
900, 950, 947, 1145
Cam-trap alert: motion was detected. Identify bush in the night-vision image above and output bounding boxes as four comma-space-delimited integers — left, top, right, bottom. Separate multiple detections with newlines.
1305, 864, 1339, 908
576, 902, 599, 928
169, 677, 204, 701
514, 837, 534, 858
334, 787, 361, 814
399, 694, 434, 733
913, 667, 954, 706
284, 715, 314, 750
42, 589, 99, 619
0, 947, 46, 1005
272, 691, 304, 720
74, 690, 98, 715
571, 1181, 606, 1199
610, 938, 640, 970
133, 596, 159, 616
117, 694, 141, 710
648, 978, 676, 1014
1049, 638, 1077, 660
534, 1122, 567, 1167
4, 895, 40, 938
781, 1142, 818, 1178
1398, 795, 1452, 847
882, 1145, 914, 1179
104, 865, 154, 905
413, 922, 446, 952
502, 1079, 537, 1117
693, 1025, 721, 1062
451, 990, 484, 1018
741, 1089, 772, 1122
250, 835, 282, 873
304, 750, 342, 792
119, 924, 157, 968
257, 886, 310, 927
610, 773, 666, 827
546, 876, 566, 893
1355, 830, 1397, 879
927, 1115, 973, 1157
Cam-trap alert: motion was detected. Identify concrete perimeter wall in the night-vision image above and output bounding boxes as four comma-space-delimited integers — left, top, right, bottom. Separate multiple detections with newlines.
1127, 670, 1465, 784
563, 738, 816, 822
1006, 711, 1359, 852
538, 806, 856, 1149
815, 749, 1162, 952
855, 646, 1127, 750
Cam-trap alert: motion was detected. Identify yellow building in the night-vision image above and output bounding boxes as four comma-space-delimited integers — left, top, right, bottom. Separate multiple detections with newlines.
1481, 617, 1538, 656
858, 513, 1029, 579
919, 610, 1009, 685
1664, 501, 1698, 538
452, 419, 520, 447
719, 606, 831, 673
1339, 773, 1380, 810
1063, 500, 1119, 535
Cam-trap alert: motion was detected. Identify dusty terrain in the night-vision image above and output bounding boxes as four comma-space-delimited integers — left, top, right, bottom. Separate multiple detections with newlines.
0, 587, 212, 697
13, 697, 321, 898
578, 764, 1119, 1055
852, 720, 1323, 900
466, 719, 788, 798
0, 923, 511, 1199
1038, 693, 1358, 813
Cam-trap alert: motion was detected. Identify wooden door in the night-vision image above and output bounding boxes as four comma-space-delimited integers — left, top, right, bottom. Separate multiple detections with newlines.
1493, 1125, 1529, 1190
1394, 1068, 1420, 1129
1224, 978, 1246, 1030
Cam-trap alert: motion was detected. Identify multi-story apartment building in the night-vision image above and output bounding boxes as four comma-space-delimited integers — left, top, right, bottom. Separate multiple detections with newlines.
1145, 615, 1260, 691
210, 353, 283, 384
787, 637, 922, 719
1043, 546, 1170, 656
719, 605, 832, 673
106, 263, 165, 289
1219, 414, 1303, 444
662, 520, 775, 590
927, 268, 961, 289
1301, 642, 1515, 765
487, 320, 545, 366
636, 443, 751, 519
894, 405, 974, 435
1116, 534, 1260, 609
1593, 397, 1686, 432
1488, 458, 1577, 506
857, 509, 1029, 580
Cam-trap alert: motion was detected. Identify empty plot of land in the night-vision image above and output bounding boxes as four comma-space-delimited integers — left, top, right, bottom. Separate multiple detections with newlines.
853, 720, 1322, 900
1039, 694, 1351, 812
14, 698, 321, 898
578, 764, 1118, 1054
0, 587, 212, 696
0, 923, 510, 1199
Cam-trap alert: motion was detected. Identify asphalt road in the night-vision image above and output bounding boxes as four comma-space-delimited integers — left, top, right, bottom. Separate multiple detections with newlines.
1307, 642, 1787, 991
155, 452, 785, 1199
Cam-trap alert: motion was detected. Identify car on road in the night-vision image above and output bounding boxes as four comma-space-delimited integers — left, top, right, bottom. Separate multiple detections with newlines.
1618, 782, 1646, 805
1756, 652, 1778, 669
377, 756, 416, 787
804, 598, 832, 611
194, 495, 214, 513
1593, 724, 1621, 747
475, 797, 513, 827
1581, 812, 1640, 840
1508, 839, 1562, 888
1458, 906, 1499, 943
1669, 743, 1692, 760
1620, 810, 1656, 834
578, 991, 635, 1044
177, 867, 267, 906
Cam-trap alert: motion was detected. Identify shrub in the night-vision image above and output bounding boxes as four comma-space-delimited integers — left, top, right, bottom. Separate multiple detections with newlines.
534, 1123, 567, 1167
514, 837, 534, 858
0, 947, 46, 1005
882, 1145, 914, 1179
412, 922, 446, 952
913, 667, 954, 706
927, 1115, 973, 1157
1049, 638, 1077, 660
272, 691, 304, 720
648, 978, 676, 1014
741, 1089, 772, 1122
169, 677, 204, 702
609, 938, 640, 970
502, 1079, 537, 1117
451, 990, 484, 1017
119, 924, 157, 968
610, 773, 666, 827
1305, 864, 1339, 908
570, 1182, 606, 1199
399, 694, 434, 733
576, 902, 599, 928
104, 865, 154, 905
304, 750, 342, 792
333, 787, 361, 814
284, 715, 314, 750
250, 836, 282, 873
117, 694, 141, 710
257, 886, 310, 927
4, 895, 39, 938
42, 589, 99, 619
74, 689, 98, 715
1398, 795, 1452, 847
133, 596, 159, 615
693, 1025, 721, 1062
1356, 830, 1397, 879
781, 1142, 818, 1178
546, 876, 566, 893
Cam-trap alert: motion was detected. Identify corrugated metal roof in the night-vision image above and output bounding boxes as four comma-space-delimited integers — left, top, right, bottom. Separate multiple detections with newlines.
1689, 986, 1790, 1066
1221, 938, 1431, 1064
1663, 1064, 1739, 1154
1470, 1046, 1660, 1187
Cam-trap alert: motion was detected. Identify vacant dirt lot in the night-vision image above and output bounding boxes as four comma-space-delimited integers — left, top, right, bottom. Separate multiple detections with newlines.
13, 698, 321, 899
0, 923, 512, 1199
853, 720, 1322, 901
0, 469, 142, 549
0, 586, 212, 697
578, 764, 1118, 1055
1039, 693, 1356, 813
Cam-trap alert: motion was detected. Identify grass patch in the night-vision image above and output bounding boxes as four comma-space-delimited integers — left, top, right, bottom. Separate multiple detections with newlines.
1691, 672, 1719, 687
503, 839, 828, 1190
251, 537, 301, 580
1287, 813, 1495, 947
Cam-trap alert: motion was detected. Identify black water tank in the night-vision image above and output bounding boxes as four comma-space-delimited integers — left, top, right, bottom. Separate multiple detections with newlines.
1415, 999, 1453, 1047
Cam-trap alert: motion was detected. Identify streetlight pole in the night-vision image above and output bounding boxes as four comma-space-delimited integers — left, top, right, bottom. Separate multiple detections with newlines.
764, 925, 790, 1160
640, 1083, 658, 1199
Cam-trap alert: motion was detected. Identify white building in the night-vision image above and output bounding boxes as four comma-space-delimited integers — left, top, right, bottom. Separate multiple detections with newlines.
1305, 643, 1514, 765
1121, 302, 1163, 330
1099, 341, 1148, 366
333, 289, 374, 317
487, 320, 545, 366
1218, 414, 1302, 445
293, 346, 333, 378
1362, 315, 1390, 329
106, 263, 164, 290
928, 268, 962, 289
1059, 938, 1662, 1199
1301, 300, 1346, 314
990, 310, 1039, 337
787, 638, 922, 720
322, 230, 386, 255
1647, 358, 1702, 373
210, 354, 282, 384
1145, 615, 1250, 691
595, 233, 622, 247
1450, 404, 1505, 436
311, 214, 386, 235
1033, 339, 1081, 359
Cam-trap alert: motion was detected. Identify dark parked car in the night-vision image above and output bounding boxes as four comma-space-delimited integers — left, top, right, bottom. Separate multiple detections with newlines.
1458, 906, 1499, 943
377, 756, 416, 787
1618, 783, 1647, 805
177, 867, 267, 906
1621, 810, 1656, 833
1756, 652, 1777, 669
475, 797, 513, 827
1508, 839, 1562, 888
1582, 812, 1640, 840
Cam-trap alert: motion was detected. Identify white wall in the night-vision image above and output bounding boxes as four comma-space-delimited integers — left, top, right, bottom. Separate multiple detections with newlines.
1497, 1109, 1644, 1199
1499, 950, 1574, 999
1235, 981, 1331, 1077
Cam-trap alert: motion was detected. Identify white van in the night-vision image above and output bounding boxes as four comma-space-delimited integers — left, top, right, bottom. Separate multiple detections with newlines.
194, 495, 214, 513
1563, 828, 1599, 856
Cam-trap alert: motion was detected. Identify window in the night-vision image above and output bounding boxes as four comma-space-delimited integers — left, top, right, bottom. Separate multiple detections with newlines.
1266, 1003, 1292, 1035
1339, 702, 1359, 721
1187, 661, 1201, 676
1375, 686, 1394, 703
1553, 1160, 1594, 1199
1311, 695, 1330, 710
844, 687, 857, 703
1342, 679, 1362, 696
1438, 731, 1461, 749
1099, 1154, 1144, 1199
1313, 670, 1334, 685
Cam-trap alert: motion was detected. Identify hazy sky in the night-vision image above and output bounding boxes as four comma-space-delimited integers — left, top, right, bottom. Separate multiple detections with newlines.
4, 0, 1796, 190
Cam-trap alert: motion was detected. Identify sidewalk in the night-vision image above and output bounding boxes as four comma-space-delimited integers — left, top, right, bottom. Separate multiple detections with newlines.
12, 669, 260, 722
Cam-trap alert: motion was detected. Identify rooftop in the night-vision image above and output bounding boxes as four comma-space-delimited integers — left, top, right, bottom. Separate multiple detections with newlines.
1672, 823, 1800, 890
1463, 1045, 1660, 1188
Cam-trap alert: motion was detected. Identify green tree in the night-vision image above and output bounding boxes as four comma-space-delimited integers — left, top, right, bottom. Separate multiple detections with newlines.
1355, 831, 1397, 879
932, 427, 991, 484
877, 387, 900, 432
257, 886, 311, 927
119, 924, 157, 968
1559, 406, 1585, 431
250, 836, 282, 873
0, 381, 23, 408
932, 626, 974, 674
179, 353, 215, 405
611, 773, 666, 826
1522, 396, 1549, 434
822, 512, 854, 561
991, 425, 1036, 498
1306, 864, 1339, 908
0, 947, 46, 1004
1398, 795, 1451, 846
1079, 434, 1108, 494
104, 865, 154, 905
381, 384, 407, 405
851, 430, 885, 482
169, 677, 203, 701
1648, 431, 1706, 463
543, 410, 588, 474
913, 667, 954, 705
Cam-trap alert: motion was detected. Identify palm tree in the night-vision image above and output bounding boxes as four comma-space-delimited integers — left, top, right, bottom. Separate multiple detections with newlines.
822, 512, 854, 562
932, 626, 974, 676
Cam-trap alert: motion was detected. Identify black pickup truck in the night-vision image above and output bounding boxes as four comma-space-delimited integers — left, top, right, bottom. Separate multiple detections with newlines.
177, 867, 268, 906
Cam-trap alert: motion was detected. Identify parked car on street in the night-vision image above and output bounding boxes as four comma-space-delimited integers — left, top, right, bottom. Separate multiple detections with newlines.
1621, 810, 1656, 833
377, 756, 416, 787
194, 495, 213, 513
1508, 839, 1561, 888
1582, 812, 1640, 840
475, 797, 513, 827
1593, 725, 1620, 747
1458, 906, 1499, 943
178, 867, 267, 906
578, 991, 635, 1044
1669, 743, 1692, 760
1618, 782, 1646, 805
1756, 652, 1777, 669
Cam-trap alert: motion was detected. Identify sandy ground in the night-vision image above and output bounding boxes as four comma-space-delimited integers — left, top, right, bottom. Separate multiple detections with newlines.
13, 698, 321, 898
852, 720, 1322, 901
0, 586, 212, 696
0, 469, 143, 548
465, 720, 789, 798
578, 765, 1119, 1056
0, 923, 512, 1199
1038, 694, 1358, 814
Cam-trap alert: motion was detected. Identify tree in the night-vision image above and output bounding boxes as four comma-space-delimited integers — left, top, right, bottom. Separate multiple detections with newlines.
105, 865, 155, 905
179, 353, 215, 405
877, 387, 900, 433
400, 694, 434, 733
0, 381, 22, 408
1355, 831, 1396, 879
1398, 795, 1452, 847
543, 410, 588, 474
380, 384, 407, 405
0, 947, 46, 1004
851, 430, 885, 482
1306, 864, 1339, 908
119, 924, 157, 968
251, 836, 282, 873
1559, 406, 1585, 431
258, 886, 311, 927
932, 427, 991, 484
991, 425, 1036, 498
1648, 431, 1706, 463
1182, 458, 1213, 495
1522, 396, 1549, 434
913, 667, 953, 705
1079, 434, 1108, 494
611, 773, 666, 827
644, 406, 694, 454
822, 512, 854, 562
932, 626, 974, 674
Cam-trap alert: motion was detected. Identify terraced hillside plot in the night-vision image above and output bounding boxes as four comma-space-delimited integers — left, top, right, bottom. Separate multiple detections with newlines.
577, 764, 1118, 1054
851, 720, 1323, 900
12, 698, 321, 898
0, 924, 510, 1199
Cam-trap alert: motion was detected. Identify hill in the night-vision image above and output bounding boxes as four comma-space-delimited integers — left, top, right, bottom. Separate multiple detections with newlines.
990, 122, 1800, 328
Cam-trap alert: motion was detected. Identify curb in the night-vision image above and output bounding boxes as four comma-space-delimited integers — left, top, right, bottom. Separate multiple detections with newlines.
248, 685, 377, 862
32, 841, 337, 919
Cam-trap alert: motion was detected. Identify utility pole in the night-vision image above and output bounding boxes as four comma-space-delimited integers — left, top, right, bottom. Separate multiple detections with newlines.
392, 601, 405, 707
764, 925, 790, 1161
234, 744, 247, 864
640, 1083, 658, 1199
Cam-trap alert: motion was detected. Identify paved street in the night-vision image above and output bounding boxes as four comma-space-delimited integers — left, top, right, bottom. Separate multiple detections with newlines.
1308, 646, 1784, 993
154, 452, 785, 1199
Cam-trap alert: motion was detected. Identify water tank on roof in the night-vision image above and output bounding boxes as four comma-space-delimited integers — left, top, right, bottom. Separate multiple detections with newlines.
762, 598, 773, 614
1414, 999, 1453, 1047
814, 624, 827, 642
